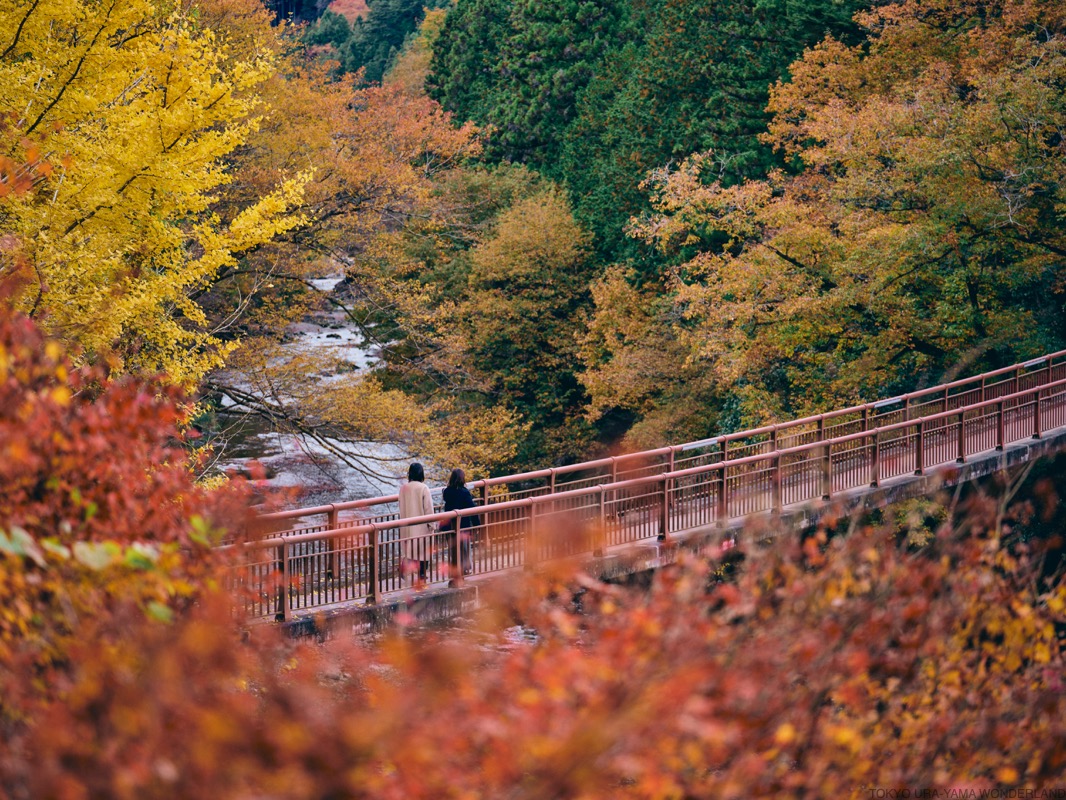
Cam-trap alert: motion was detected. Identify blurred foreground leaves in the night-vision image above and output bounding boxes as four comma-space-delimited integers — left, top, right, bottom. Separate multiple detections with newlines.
1, 312, 1065, 798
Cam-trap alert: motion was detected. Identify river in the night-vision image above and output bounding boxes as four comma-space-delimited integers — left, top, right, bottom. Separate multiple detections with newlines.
209, 273, 417, 509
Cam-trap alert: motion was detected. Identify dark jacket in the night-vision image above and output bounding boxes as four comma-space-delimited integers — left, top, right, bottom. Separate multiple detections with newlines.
442, 486, 480, 530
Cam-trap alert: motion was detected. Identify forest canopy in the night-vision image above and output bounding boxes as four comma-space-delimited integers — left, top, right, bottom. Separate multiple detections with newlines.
578, 0, 1066, 445
3, 0, 1064, 478
3, 1, 1066, 796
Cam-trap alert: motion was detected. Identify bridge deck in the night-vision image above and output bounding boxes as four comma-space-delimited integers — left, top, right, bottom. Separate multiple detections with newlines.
226, 353, 1066, 622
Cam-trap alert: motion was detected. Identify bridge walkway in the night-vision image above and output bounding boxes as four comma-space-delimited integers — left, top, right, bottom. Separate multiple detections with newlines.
223, 351, 1066, 622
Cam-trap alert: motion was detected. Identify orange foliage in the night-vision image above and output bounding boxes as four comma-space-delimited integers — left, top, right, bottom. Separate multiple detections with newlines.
329, 0, 370, 22
208, 55, 478, 333
3, 386, 1065, 800
590, 0, 1066, 440
0, 139, 51, 300
0, 280, 1063, 798
0, 313, 247, 724
1, 320, 199, 547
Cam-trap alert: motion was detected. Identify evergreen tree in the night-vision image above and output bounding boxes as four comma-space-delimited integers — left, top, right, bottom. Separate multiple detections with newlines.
560, 0, 872, 265
426, 0, 513, 122
429, 0, 872, 264
339, 0, 449, 84
429, 0, 630, 166
304, 9, 351, 48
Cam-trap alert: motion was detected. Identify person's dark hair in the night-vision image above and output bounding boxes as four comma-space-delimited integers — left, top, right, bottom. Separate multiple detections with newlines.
447, 468, 466, 491
407, 462, 424, 483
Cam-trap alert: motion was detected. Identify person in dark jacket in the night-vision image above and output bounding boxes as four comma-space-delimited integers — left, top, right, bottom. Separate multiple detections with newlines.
441, 468, 480, 575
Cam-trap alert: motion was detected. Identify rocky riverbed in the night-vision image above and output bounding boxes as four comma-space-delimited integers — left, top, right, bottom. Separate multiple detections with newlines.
209, 272, 417, 508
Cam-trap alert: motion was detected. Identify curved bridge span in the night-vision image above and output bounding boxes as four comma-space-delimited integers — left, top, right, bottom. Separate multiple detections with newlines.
229, 351, 1066, 623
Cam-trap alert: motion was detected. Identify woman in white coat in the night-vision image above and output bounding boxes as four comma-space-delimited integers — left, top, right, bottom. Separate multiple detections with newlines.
398, 462, 434, 581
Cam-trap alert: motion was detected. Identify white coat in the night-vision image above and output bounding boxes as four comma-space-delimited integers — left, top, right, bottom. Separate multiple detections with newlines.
398, 480, 434, 560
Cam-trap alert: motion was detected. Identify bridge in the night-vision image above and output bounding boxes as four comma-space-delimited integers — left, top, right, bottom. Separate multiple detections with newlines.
226, 351, 1066, 626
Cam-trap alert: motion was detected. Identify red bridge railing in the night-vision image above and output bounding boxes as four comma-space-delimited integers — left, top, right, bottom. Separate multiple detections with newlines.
224, 351, 1066, 621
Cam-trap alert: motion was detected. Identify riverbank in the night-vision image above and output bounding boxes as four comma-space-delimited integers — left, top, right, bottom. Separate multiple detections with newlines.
206, 271, 415, 508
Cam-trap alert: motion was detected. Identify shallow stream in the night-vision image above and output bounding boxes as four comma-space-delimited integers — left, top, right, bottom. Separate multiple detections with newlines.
210, 273, 416, 508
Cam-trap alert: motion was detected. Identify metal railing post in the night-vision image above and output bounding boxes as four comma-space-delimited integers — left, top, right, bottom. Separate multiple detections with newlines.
595, 486, 606, 557
327, 504, 339, 579
717, 465, 728, 526
997, 400, 1006, 450
915, 419, 925, 475
870, 430, 880, 487
1034, 389, 1043, 439
768, 425, 781, 512
819, 416, 831, 499
772, 453, 782, 513
549, 468, 556, 495
957, 410, 967, 463
658, 477, 670, 541
277, 540, 291, 622
368, 527, 381, 605
525, 502, 537, 571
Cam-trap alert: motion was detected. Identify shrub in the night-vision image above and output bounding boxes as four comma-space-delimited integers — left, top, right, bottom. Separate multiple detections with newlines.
2, 315, 1064, 799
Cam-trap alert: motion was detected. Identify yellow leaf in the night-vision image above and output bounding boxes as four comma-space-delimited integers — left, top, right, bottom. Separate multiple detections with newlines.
997, 767, 1019, 783
774, 723, 797, 745
50, 386, 71, 406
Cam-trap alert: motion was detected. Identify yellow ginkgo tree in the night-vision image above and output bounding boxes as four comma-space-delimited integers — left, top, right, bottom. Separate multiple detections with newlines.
0, 0, 307, 385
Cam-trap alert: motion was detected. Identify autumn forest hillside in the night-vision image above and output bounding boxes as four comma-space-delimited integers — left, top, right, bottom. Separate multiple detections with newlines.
2, 0, 1066, 795
231, 0, 1066, 473
3, 0, 1065, 481
281, 0, 1066, 477
417, 0, 1066, 459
